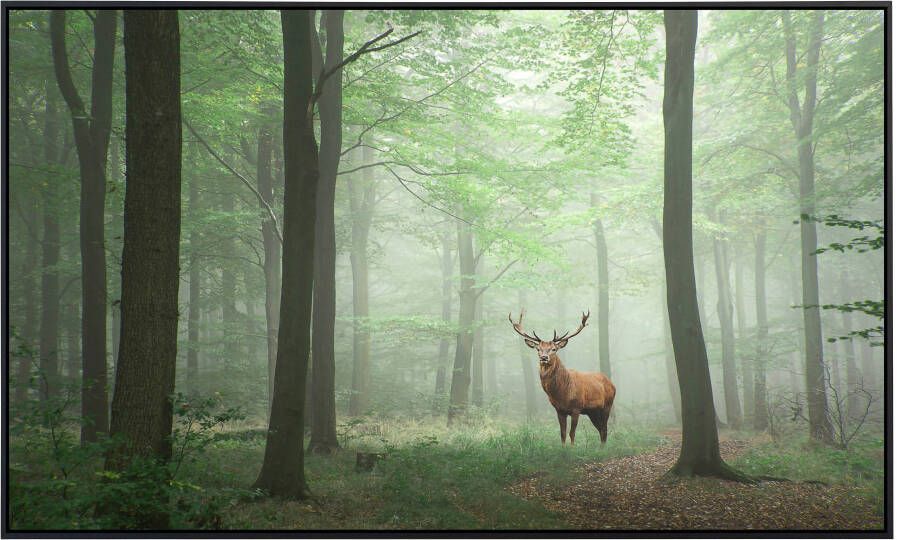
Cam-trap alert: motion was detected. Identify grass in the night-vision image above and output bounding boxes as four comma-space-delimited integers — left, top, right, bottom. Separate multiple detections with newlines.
183, 415, 666, 530
731, 431, 885, 516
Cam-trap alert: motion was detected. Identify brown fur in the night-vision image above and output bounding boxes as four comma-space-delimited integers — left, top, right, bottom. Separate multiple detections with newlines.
540, 352, 616, 445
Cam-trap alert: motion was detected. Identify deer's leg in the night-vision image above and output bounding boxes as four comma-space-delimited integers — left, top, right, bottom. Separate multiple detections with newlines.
556, 410, 567, 445
597, 409, 609, 444
569, 413, 580, 446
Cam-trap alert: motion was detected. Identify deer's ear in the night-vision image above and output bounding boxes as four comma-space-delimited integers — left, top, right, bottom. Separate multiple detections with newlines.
555, 339, 569, 350
524, 338, 538, 349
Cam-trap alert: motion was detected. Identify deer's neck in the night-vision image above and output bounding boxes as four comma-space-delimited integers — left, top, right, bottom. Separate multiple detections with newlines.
540, 353, 571, 390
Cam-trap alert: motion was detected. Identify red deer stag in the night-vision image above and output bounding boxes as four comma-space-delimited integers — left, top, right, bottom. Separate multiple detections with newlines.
509, 310, 616, 445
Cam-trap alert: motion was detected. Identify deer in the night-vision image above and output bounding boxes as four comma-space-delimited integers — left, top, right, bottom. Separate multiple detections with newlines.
509, 310, 616, 445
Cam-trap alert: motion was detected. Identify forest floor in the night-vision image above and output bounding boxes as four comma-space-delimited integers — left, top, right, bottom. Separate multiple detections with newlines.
509, 428, 885, 531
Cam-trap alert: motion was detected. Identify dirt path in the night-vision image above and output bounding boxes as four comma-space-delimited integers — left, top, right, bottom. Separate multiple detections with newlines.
509, 432, 883, 531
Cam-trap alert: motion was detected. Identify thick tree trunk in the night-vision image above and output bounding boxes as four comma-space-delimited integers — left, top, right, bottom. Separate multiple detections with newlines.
591, 196, 611, 376
652, 221, 681, 424
253, 9, 317, 499
784, 10, 834, 445
39, 85, 61, 403
51, 9, 116, 442
518, 289, 538, 422
435, 223, 453, 397
711, 213, 741, 429
448, 219, 475, 425
753, 229, 769, 431
256, 113, 280, 410
309, 9, 343, 455
348, 145, 374, 416
662, 10, 745, 480
187, 175, 201, 391
106, 10, 181, 528
734, 244, 754, 423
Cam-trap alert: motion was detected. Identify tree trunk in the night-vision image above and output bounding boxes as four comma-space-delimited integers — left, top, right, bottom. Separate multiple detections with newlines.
783, 10, 834, 445
187, 174, 201, 391
435, 223, 453, 397
518, 289, 538, 422
309, 9, 343, 455
448, 218, 475, 425
839, 270, 861, 420
591, 195, 611, 376
348, 145, 374, 416
711, 212, 741, 429
106, 10, 181, 528
253, 9, 317, 499
662, 10, 745, 480
39, 83, 61, 404
472, 254, 484, 407
788, 256, 805, 397
220, 191, 238, 359
652, 221, 681, 424
734, 244, 754, 423
256, 111, 280, 411
16, 219, 39, 404
51, 9, 116, 442
753, 228, 769, 431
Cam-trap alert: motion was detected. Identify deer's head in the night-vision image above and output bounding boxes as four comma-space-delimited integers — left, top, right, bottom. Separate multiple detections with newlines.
508, 310, 590, 366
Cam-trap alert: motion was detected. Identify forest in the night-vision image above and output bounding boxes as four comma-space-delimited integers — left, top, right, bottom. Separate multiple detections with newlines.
5, 8, 887, 532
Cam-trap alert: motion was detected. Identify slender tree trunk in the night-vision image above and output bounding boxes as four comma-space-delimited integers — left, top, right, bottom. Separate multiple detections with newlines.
51, 9, 116, 442
734, 244, 754, 423
435, 223, 453, 396
839, 270, 861, 420
662, 10, 744, 480
106, 10, 181, 529
187, 175, 201, 390
16, 222, 40, 404
486, 308, 497, 399
348, 145, 374, 416
448, 218, 475, 425
518, 289, 538, 422
39, 84, 61, 403
220, 192, 238, 359
591, 194, 611, 376
753, 228, 769, 431
784, 10, 834, 445
711, 212, 741, 429
472, 253, 484, 407
253, 9, 317, 499
309, 9, 343, 454
788, 256, 805, 397
256, 113, 280, 410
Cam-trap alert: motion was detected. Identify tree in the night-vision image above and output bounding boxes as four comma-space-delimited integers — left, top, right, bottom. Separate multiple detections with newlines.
105, 9, 181, 528
50, 9, 117, 442
783, 10, 835, 445
309, 9, 344, 454
253, 9, 318, 499
662, 9, 746, 481
348, 144, 375, 416
753, 224, 769, 430
710, 210, 742, 429
591, 194, 611, 377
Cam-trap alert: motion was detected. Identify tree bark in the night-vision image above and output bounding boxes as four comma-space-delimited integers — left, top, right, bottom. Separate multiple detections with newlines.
106, 10, 181, 528
309, 9, 344, 455
783, 10, 834, 445
253, 9, 317, 499
435, 222, 453, 397
652, 221, 681, 424
662, 10, 745, 480
39, 83, 61, 404
51, 9, 116, 442
472, 254, 484, 407
753, 228, 769, 431
711, 211, 741, 429
591, 195, 611, 376
839, 270, 861, 420
448, 218, 475, 425
256, 110, 280, 411
348, 145, 375, 416
734, 244, 754, 423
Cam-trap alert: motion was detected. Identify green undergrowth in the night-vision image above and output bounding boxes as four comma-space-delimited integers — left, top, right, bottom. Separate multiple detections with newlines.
197, 417, 665, 530
732, 432, 885, 515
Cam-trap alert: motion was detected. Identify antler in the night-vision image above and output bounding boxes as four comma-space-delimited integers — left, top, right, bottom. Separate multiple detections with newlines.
554, 311, 590, 343
509, 309, 541, 342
